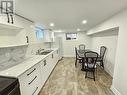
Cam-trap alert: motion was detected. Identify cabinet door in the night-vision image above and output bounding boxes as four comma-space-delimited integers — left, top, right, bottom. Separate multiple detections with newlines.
46, 55, 53, 74
51, 53, 55, 68
44, 31, 51, 42
44, 31, 55, 42
39, 59, 49, 86
54, 50, 59, 64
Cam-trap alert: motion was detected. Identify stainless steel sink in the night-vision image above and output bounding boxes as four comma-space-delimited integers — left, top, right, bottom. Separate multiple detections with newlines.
37, 50, 53, 55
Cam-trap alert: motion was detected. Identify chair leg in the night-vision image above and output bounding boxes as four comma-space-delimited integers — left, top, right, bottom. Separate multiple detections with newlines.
75, 59, 77, 67
93, 71, 95, 81
96, 68, 97, 78
85, 71, 87, 78
101, 61, 104, 69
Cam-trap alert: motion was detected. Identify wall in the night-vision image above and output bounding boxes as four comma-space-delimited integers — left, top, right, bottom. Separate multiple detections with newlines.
91, 29, 118, 77
87, 8, 127, 95
55, 32, 91, 57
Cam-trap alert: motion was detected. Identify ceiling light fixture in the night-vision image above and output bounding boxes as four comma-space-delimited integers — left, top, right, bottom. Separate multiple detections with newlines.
82, 20, 87, 24
77, 28, 81, 31
50, 23, 55, 27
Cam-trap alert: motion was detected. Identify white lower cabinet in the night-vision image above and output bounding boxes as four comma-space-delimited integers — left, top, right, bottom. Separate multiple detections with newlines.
18, 50, 59, 95
39, 58, 51, 86
50, 50, 59, 69
18, 63, 42, 95
53, 50, 59, 65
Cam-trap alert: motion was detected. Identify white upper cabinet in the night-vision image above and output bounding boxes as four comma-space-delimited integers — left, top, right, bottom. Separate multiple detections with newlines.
44, 30, 55, 42
0, 15, 23, 30
0, 15, 30, 47
0, 22, 23, 31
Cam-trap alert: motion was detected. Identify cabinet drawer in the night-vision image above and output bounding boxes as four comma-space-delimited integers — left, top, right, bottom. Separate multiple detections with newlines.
18, 64, 41, 95
27, 77, 40, 95
20, 65, 38, 83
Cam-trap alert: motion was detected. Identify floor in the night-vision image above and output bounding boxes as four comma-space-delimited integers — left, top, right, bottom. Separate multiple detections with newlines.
39, 58, 114, 95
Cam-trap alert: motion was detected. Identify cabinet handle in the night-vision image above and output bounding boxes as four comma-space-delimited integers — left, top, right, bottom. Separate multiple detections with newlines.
28, 76, 37, 85
44, 60, 47, 66
10, 14, 14, 24
57, 50, 58, 54
44, 62, 46, 66
6, 13, 10, 23
52, 54, 54, 58
32, 87, 38, 95
27, 68, 36, 76
26, 36, 29, 43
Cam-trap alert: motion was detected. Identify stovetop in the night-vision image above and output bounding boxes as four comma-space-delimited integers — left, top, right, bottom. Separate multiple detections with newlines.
0, 76, 18, 93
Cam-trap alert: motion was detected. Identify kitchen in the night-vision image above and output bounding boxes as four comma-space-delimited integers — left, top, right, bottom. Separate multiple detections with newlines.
0, 0, 127, 95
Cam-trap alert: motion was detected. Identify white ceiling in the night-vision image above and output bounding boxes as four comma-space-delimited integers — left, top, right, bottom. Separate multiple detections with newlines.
15, 0, 127, 31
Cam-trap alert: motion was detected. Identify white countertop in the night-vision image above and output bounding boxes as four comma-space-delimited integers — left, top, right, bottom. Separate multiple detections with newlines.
0, 48, 58, 78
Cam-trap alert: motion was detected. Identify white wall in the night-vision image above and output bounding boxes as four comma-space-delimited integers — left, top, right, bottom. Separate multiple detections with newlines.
91, 29, 118, 77
87, 8, 127, 95
55, 32, 91, 57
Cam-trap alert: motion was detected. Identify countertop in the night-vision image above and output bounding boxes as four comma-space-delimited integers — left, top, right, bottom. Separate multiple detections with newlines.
0, 48, 58, 78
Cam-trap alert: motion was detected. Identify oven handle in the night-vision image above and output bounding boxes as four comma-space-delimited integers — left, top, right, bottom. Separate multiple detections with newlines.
8, 84, 19, 95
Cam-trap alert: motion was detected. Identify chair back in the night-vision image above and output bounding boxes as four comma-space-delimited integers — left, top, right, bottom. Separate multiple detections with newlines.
79, 44, 85, 53
100, 46, 107, 59
79, 44, 85, 50
85, 51, 98, 68
75, 47, 79, 58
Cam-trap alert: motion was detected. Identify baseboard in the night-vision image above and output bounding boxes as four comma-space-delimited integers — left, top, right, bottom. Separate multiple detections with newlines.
104, 68, 113, 77
63, 55, 75, 57
111, 85, 122, 95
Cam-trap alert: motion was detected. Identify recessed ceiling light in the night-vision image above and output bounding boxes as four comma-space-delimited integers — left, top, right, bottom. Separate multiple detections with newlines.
82, 20, 87, 24
77, 28, 81, 31
50, 23, 55, 27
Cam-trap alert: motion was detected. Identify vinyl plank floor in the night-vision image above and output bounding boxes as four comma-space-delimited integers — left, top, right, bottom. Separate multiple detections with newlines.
39, 58, 114, 95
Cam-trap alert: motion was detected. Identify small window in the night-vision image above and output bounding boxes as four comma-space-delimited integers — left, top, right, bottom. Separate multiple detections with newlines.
66, 33, 77, 40
35, 27, 44, 39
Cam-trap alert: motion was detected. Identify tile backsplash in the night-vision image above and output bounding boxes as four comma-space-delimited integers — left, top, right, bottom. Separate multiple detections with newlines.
0, 46, 28, 71
0, 43, 50, 71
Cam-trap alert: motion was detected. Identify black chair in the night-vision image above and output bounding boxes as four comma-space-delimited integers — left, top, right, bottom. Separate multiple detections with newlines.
75, 47, 83, 67
79, 44, 85, 51
84, 51, 98, 81
97, 46, 107, 69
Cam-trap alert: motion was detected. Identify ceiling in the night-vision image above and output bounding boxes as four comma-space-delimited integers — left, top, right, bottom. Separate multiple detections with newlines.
15, 0, 127, 32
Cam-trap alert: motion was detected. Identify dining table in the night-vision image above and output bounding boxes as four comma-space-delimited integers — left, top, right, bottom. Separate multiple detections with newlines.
77, 49, 99, 71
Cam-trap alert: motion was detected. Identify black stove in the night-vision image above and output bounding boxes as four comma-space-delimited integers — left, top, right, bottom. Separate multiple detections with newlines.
0, 76, 21, 95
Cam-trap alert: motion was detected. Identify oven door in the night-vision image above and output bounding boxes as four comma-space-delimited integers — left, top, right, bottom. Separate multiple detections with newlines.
8, 84, 21, 95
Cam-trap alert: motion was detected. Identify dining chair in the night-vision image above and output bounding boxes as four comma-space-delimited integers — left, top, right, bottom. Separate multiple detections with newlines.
75, 47, 82, 67
79, 44, 85, 51
97, 46, 107, 69
84, 51, 98, 81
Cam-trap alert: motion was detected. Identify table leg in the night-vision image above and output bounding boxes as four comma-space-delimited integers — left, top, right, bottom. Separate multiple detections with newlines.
81, 58, 85, 71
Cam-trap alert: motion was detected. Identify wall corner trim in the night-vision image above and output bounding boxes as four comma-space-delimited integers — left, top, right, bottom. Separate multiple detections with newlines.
111, 85, 122, 95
